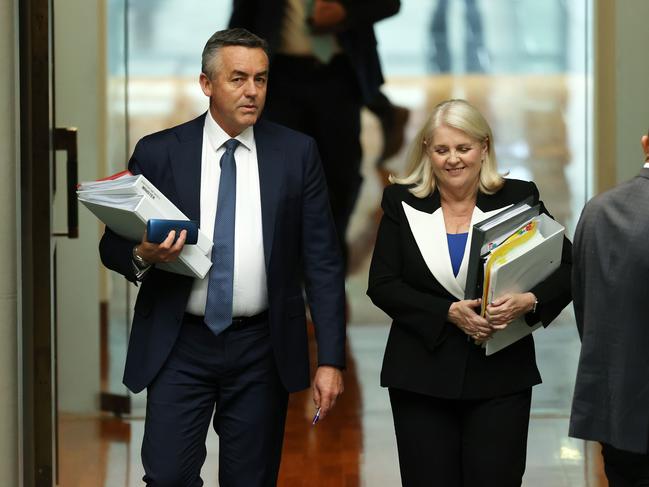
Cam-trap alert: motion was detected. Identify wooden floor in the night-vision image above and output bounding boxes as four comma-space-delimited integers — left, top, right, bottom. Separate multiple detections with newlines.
59, 324, 609, 487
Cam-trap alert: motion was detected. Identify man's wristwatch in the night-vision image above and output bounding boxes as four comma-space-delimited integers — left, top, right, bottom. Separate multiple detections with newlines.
531, 297, 538, 314
132, 245, 150, 270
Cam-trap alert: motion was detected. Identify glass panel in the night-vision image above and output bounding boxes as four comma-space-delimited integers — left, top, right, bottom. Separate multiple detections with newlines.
359, 0, 591, 416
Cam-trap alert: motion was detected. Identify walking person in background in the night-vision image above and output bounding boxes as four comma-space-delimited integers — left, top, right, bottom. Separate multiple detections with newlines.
230, 0, 403, 268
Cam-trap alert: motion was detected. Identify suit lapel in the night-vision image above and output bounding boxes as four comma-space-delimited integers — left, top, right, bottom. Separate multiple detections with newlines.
402, 197, 512, 300
254, 121, 283, 269
169, 114, 205, 222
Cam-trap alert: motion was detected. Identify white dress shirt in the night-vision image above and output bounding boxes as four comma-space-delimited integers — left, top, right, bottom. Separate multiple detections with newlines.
185, 112, 268, 317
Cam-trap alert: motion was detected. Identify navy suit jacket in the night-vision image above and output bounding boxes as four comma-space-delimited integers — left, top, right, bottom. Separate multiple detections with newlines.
99, 115, 346, 393
229, 0, 400, 103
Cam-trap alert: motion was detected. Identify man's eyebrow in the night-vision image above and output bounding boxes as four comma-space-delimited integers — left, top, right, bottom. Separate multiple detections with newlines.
228, 69, 268, 79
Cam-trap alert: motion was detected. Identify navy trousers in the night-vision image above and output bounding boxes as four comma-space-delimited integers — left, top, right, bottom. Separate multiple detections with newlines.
142, 314, 289, 487
389, 387, 532, 487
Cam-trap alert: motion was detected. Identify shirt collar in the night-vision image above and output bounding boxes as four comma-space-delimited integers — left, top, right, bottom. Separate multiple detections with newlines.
204, 110, 254, 153
644, 162, 649, 169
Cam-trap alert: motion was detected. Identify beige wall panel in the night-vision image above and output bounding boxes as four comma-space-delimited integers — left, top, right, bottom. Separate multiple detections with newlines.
0, 0, 19, 484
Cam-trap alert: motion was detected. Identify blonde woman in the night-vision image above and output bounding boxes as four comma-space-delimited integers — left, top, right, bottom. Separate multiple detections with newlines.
367, 99, 572, 486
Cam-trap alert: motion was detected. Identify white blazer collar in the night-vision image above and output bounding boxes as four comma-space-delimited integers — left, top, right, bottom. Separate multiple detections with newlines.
402, 202, 512, 300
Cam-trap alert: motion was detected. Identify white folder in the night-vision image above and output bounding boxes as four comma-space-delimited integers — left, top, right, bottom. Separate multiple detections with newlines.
78, 174, 212, 279
482, 213, 564, 355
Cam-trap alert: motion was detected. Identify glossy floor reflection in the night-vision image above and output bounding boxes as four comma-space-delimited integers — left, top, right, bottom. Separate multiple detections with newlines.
59, 323, 607, 486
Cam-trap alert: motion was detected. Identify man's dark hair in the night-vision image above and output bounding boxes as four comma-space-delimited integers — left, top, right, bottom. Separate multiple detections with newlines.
201, 28, 269, 78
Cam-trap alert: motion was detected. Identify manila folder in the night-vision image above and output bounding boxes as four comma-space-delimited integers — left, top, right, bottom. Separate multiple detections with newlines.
485, 214, 564, 355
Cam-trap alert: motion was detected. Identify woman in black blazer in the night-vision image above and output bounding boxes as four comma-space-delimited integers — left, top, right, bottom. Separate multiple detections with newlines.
367, 99, 572, 487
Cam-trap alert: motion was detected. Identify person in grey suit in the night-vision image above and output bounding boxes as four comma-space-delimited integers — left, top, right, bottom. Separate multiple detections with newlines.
570, 131, 649, 486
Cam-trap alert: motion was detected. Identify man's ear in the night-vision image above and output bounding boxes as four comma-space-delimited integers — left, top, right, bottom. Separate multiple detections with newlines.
199, 73, 212, 97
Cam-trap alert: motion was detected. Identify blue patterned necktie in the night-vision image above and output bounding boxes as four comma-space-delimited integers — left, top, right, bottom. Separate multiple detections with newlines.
205, 138, 239, 336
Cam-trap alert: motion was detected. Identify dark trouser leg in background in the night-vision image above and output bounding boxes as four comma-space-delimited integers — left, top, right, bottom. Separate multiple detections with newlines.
601, 443, 649, 487
264, 54, 363, 271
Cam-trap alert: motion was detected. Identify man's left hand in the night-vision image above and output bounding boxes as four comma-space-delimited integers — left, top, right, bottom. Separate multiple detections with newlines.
312, 365, 344, 421
310, 0, 347, 33
485, 292, 537, 328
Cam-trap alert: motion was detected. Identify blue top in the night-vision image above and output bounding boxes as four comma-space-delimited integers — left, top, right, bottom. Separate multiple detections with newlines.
447, 232, 469, 277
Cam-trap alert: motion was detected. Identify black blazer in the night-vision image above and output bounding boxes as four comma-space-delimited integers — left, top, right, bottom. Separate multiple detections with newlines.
99, 115, 346, 393
367, 179, 572, 399
229, 0, 400, 102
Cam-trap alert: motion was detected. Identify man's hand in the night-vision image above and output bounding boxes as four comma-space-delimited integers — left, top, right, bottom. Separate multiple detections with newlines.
136, 229, 187, 264
312, 365, 344, 421
310, 0, 347, 33
485, 292, 537, 328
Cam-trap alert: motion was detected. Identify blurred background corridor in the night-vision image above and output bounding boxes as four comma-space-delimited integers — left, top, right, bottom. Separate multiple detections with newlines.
13, 0, 639, 485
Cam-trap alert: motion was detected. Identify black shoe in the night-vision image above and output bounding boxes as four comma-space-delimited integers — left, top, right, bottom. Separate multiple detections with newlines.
377, 104, 410, 166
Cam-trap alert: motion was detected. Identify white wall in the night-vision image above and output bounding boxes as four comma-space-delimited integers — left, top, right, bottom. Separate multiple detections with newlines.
0, 0, 19, 483
594, 0, 649, 191
613, 1, 649, 183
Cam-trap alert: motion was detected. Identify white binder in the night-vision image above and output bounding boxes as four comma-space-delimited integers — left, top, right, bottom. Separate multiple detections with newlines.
78, 174, 213, 279
482, 213, 564, 355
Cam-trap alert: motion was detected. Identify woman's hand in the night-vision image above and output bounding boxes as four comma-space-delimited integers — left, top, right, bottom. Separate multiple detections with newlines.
485, 292, 536, 329
448, 298, 493, 342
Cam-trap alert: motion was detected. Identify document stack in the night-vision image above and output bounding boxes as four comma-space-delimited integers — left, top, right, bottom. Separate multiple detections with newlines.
464, 200, 565, 355
77, 171, 212, 278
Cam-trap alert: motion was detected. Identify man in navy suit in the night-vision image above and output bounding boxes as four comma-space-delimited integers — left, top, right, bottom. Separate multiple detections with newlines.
99, 28, 346, 487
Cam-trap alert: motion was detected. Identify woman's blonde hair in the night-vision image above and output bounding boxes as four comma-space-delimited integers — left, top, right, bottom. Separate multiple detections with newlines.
391, 99, 505, 198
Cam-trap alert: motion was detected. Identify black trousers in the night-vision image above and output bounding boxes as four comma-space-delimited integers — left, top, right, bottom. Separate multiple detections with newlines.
602, 443, 649, 487
264, 54, 363, 268
389, 387, 532, 487
142, 314, 289, 487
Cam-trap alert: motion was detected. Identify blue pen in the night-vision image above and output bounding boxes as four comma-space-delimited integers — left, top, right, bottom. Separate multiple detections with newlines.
312, 407, 321, 426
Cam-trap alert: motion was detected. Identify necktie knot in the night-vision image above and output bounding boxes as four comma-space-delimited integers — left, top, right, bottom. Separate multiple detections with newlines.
223, 139, 240, 153
220, 139, 240, 169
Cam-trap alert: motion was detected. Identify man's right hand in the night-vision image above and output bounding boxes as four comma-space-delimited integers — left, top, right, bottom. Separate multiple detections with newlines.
135, 229, 187, 264
310, 0, 347, 33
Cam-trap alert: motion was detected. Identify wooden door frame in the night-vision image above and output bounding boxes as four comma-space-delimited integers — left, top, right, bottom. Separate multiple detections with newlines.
19, 0, 55, 484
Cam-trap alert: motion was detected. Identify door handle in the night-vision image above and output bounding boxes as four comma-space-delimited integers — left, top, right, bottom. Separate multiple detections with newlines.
53, 127, 79, 238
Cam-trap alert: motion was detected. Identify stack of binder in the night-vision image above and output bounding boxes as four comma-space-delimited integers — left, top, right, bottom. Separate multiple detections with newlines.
78, 171, 213, 278
464, 200, 565, 355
